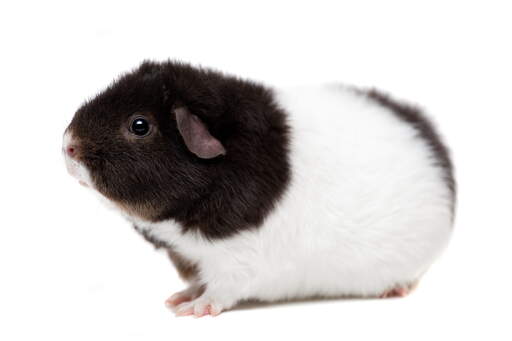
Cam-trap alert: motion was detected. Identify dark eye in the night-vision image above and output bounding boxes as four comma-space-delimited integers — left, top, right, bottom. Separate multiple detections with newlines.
130, 117, 150, 136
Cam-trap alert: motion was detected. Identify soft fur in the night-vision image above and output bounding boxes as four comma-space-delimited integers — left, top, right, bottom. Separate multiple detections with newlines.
63, 61, 455, 316
67, 61, 290, 239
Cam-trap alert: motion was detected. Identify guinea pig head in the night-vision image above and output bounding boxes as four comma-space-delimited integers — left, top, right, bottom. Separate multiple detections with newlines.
62, 65, 226, 221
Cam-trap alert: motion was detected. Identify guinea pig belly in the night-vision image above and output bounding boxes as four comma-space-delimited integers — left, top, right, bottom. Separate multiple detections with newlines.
234, 85, 455, 299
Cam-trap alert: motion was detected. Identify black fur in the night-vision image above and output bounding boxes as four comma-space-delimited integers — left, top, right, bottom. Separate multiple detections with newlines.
68, 61, 291, 239
364, 89, 456, 206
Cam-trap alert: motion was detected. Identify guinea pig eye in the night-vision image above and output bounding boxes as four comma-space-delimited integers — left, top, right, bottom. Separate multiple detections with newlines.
130, 117, 151, 136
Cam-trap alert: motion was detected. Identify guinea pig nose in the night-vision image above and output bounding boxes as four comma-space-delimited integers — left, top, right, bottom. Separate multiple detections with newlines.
63, 130, 81, 158
66, 145, 78, 158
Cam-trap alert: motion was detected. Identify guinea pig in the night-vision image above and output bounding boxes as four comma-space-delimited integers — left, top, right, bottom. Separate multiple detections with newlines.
63, 60, 455, 317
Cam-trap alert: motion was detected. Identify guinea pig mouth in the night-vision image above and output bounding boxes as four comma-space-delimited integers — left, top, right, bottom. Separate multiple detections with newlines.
78, 180, 89, 188
64, 153, 93, 188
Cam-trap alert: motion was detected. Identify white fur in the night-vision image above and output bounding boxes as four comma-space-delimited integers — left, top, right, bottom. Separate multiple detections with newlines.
70, 86, 454, 312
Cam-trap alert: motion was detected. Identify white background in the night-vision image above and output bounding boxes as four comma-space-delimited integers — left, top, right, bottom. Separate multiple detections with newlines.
1, 1, 511, 340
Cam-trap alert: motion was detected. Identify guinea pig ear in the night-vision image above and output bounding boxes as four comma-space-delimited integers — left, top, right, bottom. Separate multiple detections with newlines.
174, 106, 226, 159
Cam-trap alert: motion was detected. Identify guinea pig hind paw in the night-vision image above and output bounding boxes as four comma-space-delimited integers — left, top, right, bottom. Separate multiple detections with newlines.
379, 287, 409, 298
379, 281, 419, 299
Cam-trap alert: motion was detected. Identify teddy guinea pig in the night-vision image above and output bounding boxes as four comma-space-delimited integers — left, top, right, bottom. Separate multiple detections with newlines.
63, 60, 455, 317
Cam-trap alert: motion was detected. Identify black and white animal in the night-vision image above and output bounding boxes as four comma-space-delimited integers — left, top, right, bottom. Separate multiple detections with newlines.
63, 61, 455, 317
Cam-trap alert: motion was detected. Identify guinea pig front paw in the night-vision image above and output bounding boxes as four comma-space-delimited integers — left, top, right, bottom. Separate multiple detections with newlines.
172, 294, 226, 317
165, 284, 205, 308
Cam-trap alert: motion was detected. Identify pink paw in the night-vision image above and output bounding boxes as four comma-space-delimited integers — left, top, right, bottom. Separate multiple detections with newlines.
165, 285, 204, 308
173, 295, 224, 317
380, 287, 409, 298
379, 281, 418, 299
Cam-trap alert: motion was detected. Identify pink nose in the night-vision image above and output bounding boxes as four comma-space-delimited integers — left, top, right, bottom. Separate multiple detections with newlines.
63, 131, 80, 159
66, 144, 78, 158
66, 146, 76, 157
